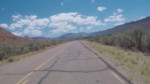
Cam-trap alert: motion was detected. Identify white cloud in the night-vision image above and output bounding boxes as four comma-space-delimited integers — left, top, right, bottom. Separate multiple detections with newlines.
75, 15, 102, 25
49, 22, 76, 30
104, 9, 125, 23
50, 12, 77, 23
80, 27, 83, 30
87, 26, 92, 30
9, 23, 22, 30
29, 18, 49, 27
12, 31, 22, 36
5, 12, 105, 36
24, 28, 42, 36
117, 9, 123, 13
140, 16, 145, 19
0, 24, 8, 28
2, 8, 5, 11
49, 12, 104, 33
80, 27, 84, 32
49, 12, 103, 26
12, 14, 22, 21
11, 15, 49, 30
97, 7, 106, 12
61, 2, 64, 6
115, 22, 124, 26
113, 9, 124, 16
49, 22, 76, 33
31, 30, 42, 36
104, 14, 125, 22
7, 15, 48, 36
51, 28, 68, 33
25, 15, 37, 20
91, 0, 95, 3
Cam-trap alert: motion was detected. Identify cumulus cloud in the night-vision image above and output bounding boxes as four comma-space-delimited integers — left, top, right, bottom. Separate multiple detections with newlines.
7, 14, 49, 36
104, 9, 125, 23
12, 31, 22, 36
49, 12, 104, 26
104, 15, 125, 22
11, 15, 49, 30
51, 28, 68, 34
49, 12, 105, 33
80, 27, 83, 30
4, 12, 105, 36
97, 7, 106, 12
49, 22, 76, 31
117, 9, 123, 13
30, 29, 42, 36
61, 2, 64, 6
91, 0, 95, 3
140, 16, 145, 19
115, 22, 124, 26
87, 26, 92, 30
113, 9, 123, 15
12, 14, 22, 21
9, 23, 22, 30
2, 8, 5, 11
24, 28, 42, 36
0, 23, 8, 28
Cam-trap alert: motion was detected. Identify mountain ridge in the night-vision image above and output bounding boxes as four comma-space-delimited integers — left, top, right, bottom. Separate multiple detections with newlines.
32, 37, 58, 41
1, 16, 150, 41
58, 16, 150, 39
0, 27, 31, 43
92, 16, 150, 36
58, 32, 89, 40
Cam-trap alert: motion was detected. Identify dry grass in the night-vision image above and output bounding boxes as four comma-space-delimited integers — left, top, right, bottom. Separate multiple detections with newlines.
85, 41, 150, 83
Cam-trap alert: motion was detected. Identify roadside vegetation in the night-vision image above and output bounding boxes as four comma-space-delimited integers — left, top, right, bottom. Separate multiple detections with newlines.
0, 41, 63, 63
85, 29, 150, 53
83, 29, 150, 84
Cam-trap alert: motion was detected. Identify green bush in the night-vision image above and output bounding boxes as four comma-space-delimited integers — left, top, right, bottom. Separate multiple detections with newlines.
0, 41, 61, 61
86, 29, 150, 53
8, 56, 15, 62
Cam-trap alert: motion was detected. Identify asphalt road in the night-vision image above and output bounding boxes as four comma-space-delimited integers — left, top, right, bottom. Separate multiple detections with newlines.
0, 41, 129, 84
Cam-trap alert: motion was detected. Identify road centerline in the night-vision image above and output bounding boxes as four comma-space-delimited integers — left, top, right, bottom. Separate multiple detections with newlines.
16, 44, 69, 84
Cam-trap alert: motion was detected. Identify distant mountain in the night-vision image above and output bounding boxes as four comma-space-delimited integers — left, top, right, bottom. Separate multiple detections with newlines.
58, 32, 89, 40
92, 16, 150, 36
32, 37, 58, 41
0, 27, 31, 43
2, 16, 149, 41
58, 16, 150, 40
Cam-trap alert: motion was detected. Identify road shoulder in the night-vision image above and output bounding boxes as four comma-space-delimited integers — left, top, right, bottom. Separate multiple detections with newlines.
83, 40, 150, 84
81, 40, 134, 84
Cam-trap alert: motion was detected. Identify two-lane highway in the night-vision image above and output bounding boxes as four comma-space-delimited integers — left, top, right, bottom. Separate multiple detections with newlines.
0, 41, 128, 84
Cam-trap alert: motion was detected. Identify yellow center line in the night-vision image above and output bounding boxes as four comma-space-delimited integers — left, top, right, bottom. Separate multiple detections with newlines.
22, 79, 28, 84
16, 72, 33, 84
16, 44, 68, 84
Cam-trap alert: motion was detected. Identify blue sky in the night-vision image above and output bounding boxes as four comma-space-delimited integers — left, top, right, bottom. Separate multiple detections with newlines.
0, 0, 150, 37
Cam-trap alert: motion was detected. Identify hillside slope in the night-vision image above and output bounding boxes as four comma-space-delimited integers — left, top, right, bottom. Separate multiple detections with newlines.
0, 27, 31, 43
58, 16, 150, 40
32, 37, 58, 41
92, 16, 150, 36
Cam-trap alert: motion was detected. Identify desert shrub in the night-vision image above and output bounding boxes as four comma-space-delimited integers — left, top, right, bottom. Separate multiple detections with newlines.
86, 29, 150, 53
142, 32, 150, 52
127, 29, 144, 50
7, 56, 15, 62
0, 41, 62, 61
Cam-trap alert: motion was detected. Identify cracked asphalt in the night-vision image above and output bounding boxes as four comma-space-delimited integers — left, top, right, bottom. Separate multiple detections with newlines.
0, 41, 126, 84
